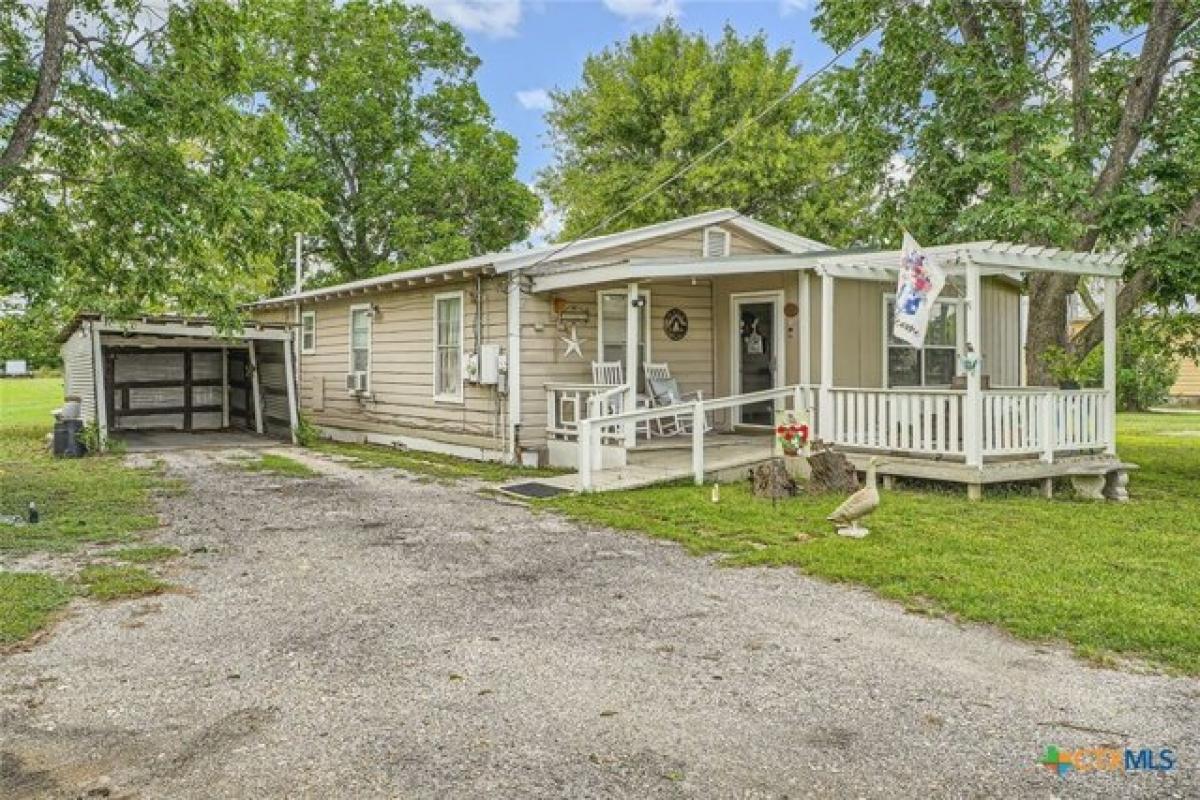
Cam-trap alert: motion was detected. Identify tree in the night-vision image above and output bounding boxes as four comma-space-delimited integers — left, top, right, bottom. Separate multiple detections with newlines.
0, 1, 318, 326
248, 0, 539, 283
0, 300, 61, 370
813, 0, 1200, 383
538, 21, 867, 245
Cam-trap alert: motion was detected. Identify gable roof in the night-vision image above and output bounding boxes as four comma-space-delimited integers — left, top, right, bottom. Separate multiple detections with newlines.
251, 209, 832, 309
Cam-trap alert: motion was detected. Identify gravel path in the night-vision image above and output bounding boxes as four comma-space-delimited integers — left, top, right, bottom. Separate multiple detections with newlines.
2, 448, 1197, 799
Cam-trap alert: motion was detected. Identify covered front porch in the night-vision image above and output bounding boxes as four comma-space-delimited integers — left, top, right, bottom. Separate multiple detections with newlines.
528, 241, 1126, 496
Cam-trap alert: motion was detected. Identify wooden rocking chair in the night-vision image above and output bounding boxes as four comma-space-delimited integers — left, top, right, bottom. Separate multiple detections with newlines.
642, 362, 709, 436
590, 361, 650, 439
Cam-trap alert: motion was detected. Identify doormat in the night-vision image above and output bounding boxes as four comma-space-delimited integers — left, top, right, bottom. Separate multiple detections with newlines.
501, 482, 569, 499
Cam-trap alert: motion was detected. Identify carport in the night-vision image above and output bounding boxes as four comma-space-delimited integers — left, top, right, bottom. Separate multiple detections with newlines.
58, 314, 299, 450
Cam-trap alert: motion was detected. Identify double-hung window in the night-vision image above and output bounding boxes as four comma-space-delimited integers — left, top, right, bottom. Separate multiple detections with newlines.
300, 311, 316, 355
885, 297, 960, 387
349, 305, 372, 388
434, 292, 463, 401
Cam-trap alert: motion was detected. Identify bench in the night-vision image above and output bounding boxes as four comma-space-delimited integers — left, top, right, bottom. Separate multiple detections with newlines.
1066, 462, 1138, 502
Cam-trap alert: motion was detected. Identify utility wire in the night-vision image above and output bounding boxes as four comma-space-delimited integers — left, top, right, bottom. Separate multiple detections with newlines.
521, 20, 886, 272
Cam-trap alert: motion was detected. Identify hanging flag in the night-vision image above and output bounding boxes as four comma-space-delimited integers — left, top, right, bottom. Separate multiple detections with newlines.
892, 232, 946, 348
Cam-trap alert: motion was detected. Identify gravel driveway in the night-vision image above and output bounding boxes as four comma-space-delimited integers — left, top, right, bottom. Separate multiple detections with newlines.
2, 448, 1197, 799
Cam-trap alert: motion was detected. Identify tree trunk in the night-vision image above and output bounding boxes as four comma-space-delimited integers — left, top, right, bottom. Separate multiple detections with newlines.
805, 444, 859, 494
750, 459, 798, 502
1025, 273, 1073, 385
0, 0, 71, 193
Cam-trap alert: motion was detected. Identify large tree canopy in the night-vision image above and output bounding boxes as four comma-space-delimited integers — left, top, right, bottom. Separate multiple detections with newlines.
814, 0, 1200, 382
0, 0, 317, 326
538, 21, 867, 245
249, 0, 539, 283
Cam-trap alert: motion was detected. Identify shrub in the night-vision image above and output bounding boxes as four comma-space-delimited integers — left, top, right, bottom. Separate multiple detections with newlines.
1079, 318, 1180, 411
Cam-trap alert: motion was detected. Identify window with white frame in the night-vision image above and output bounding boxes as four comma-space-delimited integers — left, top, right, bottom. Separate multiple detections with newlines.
434, 292, 463, 400
300, 311, 316, 354
349, 305, 372, 381
885, 297, 960, 387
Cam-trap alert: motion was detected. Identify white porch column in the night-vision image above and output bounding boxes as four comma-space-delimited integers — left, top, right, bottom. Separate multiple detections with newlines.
248, 340, 265, 435
506, 273, 523, 463
623, 281, 639, 448
798, 270, 812, 386
282, 336, 300, 445
1103, 276, 1118, 455
964, 260, 983, 467
818, 270, 834, 439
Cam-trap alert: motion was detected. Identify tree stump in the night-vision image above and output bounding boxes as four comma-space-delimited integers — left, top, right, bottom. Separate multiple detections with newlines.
806, 441, 859, 494
749, 459, 798, 503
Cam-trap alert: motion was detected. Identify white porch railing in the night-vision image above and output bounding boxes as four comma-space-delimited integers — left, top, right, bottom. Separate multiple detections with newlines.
560, 382, 1114, 491
545, 382, 629, 442
575, 385, 816, 491
827, 388, 963, 456
980, 388, 1110, 458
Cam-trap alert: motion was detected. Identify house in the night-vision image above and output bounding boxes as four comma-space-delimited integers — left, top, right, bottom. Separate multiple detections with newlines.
252, 209, 1129, 498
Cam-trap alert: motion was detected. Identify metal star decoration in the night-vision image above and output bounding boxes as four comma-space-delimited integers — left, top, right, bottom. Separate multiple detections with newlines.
560, 324, 583, 358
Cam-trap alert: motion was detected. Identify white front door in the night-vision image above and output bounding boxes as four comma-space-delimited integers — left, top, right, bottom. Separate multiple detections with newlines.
731, 292, 784, 425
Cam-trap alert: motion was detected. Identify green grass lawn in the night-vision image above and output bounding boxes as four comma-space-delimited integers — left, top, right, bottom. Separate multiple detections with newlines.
311, 439, 566, 483
1, 377, 171, 645
547, 412, 1200, 675
238, 452, 317, 477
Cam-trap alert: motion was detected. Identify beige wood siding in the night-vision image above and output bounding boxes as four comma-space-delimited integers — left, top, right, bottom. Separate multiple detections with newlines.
560, 225, 781, 264
980, 279, 1022, 387
519, 279, 715, 447
290, 278, 510, 451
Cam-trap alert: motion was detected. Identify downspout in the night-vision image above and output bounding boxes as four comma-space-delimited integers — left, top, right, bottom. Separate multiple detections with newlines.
506, 271, 523, 463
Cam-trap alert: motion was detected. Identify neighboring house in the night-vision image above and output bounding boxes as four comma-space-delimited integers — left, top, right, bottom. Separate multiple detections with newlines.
1173, 358, 1200, 404
252, 209, 1130, 498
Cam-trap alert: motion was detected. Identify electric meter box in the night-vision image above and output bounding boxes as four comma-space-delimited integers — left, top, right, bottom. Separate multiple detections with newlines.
479, 344, 502, 385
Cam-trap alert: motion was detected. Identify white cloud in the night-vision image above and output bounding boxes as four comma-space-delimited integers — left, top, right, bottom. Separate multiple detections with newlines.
515, 88, 553, 111
415, 0, 522, 38
779, 0, 811, 16
525, 200, 564, 248
602, 0, 681, 22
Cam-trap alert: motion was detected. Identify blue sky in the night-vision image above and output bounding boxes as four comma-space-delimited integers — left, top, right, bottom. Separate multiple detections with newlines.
416, 1, 835, 185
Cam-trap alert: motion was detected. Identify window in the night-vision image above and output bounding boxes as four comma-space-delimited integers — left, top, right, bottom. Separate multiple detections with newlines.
434, 292, 463, 401
597, 289, 650, 390
885, 297, 960, 387
702, 226, 731, 258
349, 305, 372, 386
300, 311, 316, 355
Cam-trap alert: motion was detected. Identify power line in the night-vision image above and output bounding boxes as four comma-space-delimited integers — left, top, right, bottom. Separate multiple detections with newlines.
521, 20, 886, 271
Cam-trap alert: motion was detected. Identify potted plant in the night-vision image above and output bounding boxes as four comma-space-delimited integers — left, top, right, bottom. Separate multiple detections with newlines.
1041, 346, 1084, 390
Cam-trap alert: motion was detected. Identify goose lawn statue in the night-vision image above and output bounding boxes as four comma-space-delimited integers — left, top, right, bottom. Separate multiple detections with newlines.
827, 457, 882, 538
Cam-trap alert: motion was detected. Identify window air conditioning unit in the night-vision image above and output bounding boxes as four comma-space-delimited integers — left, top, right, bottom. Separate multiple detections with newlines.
346, 372, 369, 394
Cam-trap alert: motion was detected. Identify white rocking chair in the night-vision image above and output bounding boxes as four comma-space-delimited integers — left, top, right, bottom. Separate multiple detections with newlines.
642, 362, 708, 436
590, 361, 650, 439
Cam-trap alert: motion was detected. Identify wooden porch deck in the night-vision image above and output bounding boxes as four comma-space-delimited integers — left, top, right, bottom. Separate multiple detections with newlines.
507, 432, 1129, 498
520, 433, 776, 494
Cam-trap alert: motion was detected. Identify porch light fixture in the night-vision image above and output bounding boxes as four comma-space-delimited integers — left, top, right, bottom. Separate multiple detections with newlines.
630, 297, 646, 309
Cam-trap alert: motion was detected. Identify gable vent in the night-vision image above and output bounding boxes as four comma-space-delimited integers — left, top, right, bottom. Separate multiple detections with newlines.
703, 227, 731, 258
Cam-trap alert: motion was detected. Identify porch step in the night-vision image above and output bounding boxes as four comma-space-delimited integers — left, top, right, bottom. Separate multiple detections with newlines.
626, 433, 773, 466
513, 442, 778, 495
